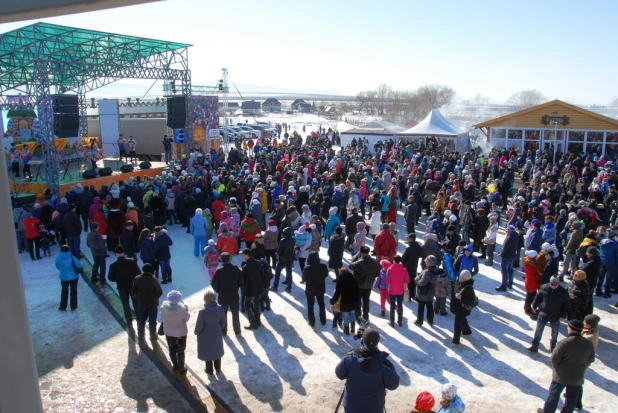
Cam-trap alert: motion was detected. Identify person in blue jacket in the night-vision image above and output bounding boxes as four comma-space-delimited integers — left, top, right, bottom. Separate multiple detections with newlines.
154, 227, 174, 284
528, 219, 544, 252
324, 207, 341, 241
55, 244, 82, 311
190, 207, 208, 257
335, 328, 400, 413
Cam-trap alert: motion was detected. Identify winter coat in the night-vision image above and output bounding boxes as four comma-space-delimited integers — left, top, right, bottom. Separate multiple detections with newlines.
415, 266, 441, 302
295, 229, 311, 259
453, 246, 479, 277
91, 210, 107, 236
369, 210, 382, 235
522, 257, 542, 293
190, 214, 208, 237
532, 284, 570, 323
302, 253, 328, 296
87, 230, 107, 257
542, 258, 560, 285
107, 209, 126, 240
401, 242, 422, 278
54, 202, 69, 229
581, 255, 602, 291
374, 268, 388, 290
434, 273, 451, 299
330, 270, 360, 312
264, 227, 279, 250
154, 230, 173, 261
385, 263, 410, 295
421, 239, 444, 265
328, 233, 346, 269
543, 222, 556, 244
23, 216, 41, 239
277, 227, 296, 261
350, 255, 381, 290
501, 231, 519, 259
565, 228, 584, 254
216, 231, 238, 255
121, 229, 136, 257
132, 272, 162, 309
108, 256, 141, 290
241, 258, 265, 297
568, 279, 590, 320
600, 238, 618, 268
324, 215, 341, 239
160, 301, 190, 338
239, 218, 261, 242
55, 251, 82, 282
64, 211, 82, 237
436, 395, 466, 413
550, 333, 595, 387
195, 303, 225, 361
528, 228, 544, 252
140, 237, 156, 262
451, 279, 475, 316
373, 230, 397, 261
335, 346, 400, 413
211, 263, 242, 305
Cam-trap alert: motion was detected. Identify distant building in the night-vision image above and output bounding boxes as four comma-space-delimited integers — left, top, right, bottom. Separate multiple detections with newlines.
299, 102, 312, 113
219, 102, 239, 113
241, 100, 261, 115
262, 98, 281, 112
291, 99, 306, 111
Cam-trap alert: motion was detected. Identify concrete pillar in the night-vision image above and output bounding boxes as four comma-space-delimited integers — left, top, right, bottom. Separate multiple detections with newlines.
0, 155, 44, 413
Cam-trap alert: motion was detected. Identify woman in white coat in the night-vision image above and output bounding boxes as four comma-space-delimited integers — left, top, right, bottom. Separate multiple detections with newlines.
369, 206, 382, 240
160, 290, 190, 375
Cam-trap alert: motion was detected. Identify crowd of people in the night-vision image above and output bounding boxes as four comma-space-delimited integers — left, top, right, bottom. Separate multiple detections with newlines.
14, 125, 616, 412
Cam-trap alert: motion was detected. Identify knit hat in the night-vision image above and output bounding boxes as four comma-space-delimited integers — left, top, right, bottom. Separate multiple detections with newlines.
542, 242, 551, 251
507, 225, 516, 231
221, 211, 229, 219
220, 222, 228, 230
425, 255, 438, 267
167, 290, 182, 305
549, 276, 560, 286
329, 207, 338, 216
380, 259, 392, 269
441, 383, 457, 401
207, 239, 215, 246
568, 319, 584, 332
415, 391, 435, 411
268, 220, 276, 226
584, 314, 600, 329
360, 246, 370, 254
526, 250, 538, 258
195, 208, 203, 215
459, 270, 472, 281
357, 221, 366, 229
361, 328, 380, 347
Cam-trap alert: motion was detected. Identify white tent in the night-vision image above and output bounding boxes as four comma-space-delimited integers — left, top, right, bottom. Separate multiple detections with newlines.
340, 121, 406, 152
396, 109, 462, 136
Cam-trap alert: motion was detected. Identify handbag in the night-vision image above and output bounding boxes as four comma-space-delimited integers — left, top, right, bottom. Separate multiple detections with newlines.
157, 323, 165, 336
71, 257, 85, 275
461, 286, 479, 311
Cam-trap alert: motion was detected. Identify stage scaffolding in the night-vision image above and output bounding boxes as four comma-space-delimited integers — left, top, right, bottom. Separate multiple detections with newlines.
0, 22, 192, 192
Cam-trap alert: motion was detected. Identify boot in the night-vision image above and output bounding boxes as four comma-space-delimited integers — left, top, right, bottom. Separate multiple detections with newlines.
177, 353, 187, 375
343, 325, 350, 335
214, 358, 221, 373
170, 353, 179, 371
161, 272, 168, 284
380, 309, 385, 318
350, 322, 356, 335
265, 299, 272, 311
168, 268, 173, 283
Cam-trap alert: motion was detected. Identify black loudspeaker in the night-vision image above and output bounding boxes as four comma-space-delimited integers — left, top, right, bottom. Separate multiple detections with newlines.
82, 169, 97, 179
166, 96, 187, 129
120, 164, 134, 173
51, 94, 80, 137
98, 167, 113, 177
139, 161, 151, 170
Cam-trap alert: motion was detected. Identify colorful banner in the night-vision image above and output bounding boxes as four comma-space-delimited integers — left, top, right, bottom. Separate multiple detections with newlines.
191, 96, 219, 147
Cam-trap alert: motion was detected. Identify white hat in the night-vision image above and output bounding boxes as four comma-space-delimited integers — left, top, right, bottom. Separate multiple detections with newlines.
441, 383, 457, 401
542, 242, 551, 251
526, 250, 538, 258
449, 215, 457, 222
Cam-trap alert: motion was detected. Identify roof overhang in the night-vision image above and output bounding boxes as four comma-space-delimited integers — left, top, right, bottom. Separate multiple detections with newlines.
0, 0, 161, 24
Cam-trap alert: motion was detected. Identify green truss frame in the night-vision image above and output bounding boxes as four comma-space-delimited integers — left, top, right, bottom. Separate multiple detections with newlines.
0, 22, 193, 192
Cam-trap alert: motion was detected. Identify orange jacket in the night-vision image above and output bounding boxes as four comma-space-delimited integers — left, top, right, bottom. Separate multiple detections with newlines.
216, 232, 237, 255
522, 257, 541, 293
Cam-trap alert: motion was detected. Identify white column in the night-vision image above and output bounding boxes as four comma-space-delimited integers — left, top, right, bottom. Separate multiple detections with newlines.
98, 99, 120, 158
0, 155, 44, 413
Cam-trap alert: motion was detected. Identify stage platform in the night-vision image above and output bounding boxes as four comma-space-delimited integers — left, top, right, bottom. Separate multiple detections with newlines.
15, 158, 169, 197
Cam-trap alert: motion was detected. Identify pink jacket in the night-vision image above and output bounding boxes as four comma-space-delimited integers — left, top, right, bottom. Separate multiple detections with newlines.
385, 263, 410, 295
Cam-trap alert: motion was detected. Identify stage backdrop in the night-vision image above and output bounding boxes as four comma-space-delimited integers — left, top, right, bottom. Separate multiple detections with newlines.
191, 96, 219, 152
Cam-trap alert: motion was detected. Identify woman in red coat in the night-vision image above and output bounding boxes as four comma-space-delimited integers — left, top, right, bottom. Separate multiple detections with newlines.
23, 213, 42, 260
522, 250, 541, 315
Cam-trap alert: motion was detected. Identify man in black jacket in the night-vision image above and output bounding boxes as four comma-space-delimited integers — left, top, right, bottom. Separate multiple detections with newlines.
537, 320, 595, 413
302, 252, 329, 327
271, 227, 296, 293
350, 246, 381, 321
86, 222, 107, 284
211, 253, 242, 335
497, 225, 519, 291
402, 234, 422, 301
241, 249, 264, 330
64, 204, 83, 259
528, 277, 570, 353
345, 208, 365, 250
78, 186, 94, 232
132, 263, 163, 341
108, 245, 142, 326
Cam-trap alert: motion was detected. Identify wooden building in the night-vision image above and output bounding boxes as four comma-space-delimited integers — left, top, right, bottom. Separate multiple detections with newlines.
474, 100, 618, 160
262, 98, 281, 112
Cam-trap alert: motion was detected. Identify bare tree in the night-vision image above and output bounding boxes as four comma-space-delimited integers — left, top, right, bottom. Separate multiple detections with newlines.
416, 85, 456, 109
506, 89, 548, 110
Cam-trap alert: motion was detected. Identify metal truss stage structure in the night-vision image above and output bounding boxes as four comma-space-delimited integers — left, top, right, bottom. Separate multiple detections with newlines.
0, 22, 192, 192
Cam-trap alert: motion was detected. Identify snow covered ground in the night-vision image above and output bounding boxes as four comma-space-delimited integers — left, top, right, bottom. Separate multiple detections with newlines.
23, 209, 618, 412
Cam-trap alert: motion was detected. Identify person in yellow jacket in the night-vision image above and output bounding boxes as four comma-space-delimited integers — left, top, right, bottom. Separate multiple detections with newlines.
433, 193, 446, 218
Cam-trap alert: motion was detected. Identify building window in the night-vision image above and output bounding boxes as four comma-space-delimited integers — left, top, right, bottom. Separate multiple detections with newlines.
568, 142, 584, 155
492, 139, 507, 150
587, 132, 603, 142
586, 142, 603, 156
508, 130, 522, 140
525, 130, 540, 140
492, 129, 506, 140
569, 131, 584, 142
606, 133, 618, 160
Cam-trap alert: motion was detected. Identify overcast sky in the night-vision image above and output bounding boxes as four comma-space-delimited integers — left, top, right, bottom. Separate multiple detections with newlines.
1, 0, 616, 104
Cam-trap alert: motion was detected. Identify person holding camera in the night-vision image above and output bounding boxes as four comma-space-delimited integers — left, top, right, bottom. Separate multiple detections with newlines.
335, 327, 400, 413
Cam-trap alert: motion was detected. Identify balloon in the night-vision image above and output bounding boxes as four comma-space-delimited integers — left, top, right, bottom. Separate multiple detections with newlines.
488, 184, 496, 193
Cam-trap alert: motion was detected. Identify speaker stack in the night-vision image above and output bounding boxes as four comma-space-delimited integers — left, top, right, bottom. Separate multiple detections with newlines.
120, 164, 134, 173
51, 95, 80, 137
139, 161, 152, 170
98, 167, 113, 177
82, 169, 97, 179
166, 96, 187, 129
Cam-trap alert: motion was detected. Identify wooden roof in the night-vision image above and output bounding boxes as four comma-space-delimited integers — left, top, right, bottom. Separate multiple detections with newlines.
473, 100, 618, 130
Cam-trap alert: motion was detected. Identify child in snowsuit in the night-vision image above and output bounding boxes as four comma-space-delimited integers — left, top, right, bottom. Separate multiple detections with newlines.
39, 224, 53, 257
374, 260, 392, 317
433, 269, 451, 316
351, 221, 367, 258
522, 250, 542, 315
204, 239, 219, 280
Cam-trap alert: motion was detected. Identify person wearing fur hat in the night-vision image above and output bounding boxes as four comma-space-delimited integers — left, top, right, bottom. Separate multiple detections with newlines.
436, 383, 465, 413
106, 198, 126, 252
536, 319, 595, 413
160, 290, 190, 375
